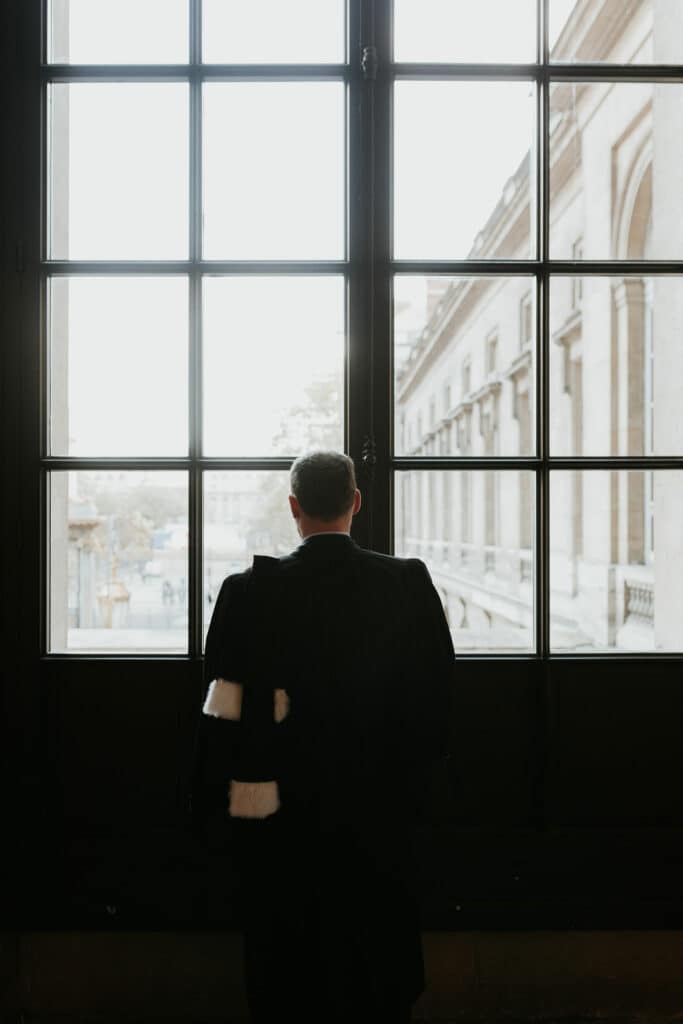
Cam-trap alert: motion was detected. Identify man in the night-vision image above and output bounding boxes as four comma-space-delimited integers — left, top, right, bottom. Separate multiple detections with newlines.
192, 450, 455, 1023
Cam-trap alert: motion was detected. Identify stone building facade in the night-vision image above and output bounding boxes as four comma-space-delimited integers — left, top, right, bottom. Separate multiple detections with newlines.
395, 0, 683, 651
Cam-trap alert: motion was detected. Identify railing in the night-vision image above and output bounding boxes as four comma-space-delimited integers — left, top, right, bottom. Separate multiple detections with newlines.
519, 549, 533, 582
624, 578, 654, 623
401, 538, 532, 583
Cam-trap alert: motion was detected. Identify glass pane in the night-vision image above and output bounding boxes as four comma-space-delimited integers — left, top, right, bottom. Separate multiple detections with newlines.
203, 83, 344, 260
394, 0, 536, 64
551, 471, 683, 652
203, 276, 344, 456
48, 84, 188, 260
395, 471, 535, 652
202, 0, 345, 64
395, 276, 535, 456
48, 0, 188, 64
550, 277, 683, 457
204, 471, 298, 645
549, 82, 683, 260
49, 277, 188, 456
550, 0, 681, 64
394, 81, 535, 260
49, 471, 188, 653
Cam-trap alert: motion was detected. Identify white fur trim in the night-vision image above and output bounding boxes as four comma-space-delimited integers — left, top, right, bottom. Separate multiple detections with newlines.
202, 678, 243, 721
229, 780, 280, 819
274, 688, 290, 723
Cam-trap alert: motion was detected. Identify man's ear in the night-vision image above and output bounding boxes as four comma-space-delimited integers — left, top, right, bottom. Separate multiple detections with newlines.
289, 494, 301, 520
352, 489, 362, 515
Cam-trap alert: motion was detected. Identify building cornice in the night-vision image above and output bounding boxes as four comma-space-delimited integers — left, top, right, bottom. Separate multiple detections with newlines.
504, 346, 533, 381
551, 0, 648, 63
552, 308, 582, 346
448, 397, 474, 422
395, 0, 646, 406
470, 377, 502, 404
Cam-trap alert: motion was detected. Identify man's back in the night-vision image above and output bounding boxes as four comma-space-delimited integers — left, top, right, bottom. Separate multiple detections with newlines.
202, 533, 453, 827
253, 535, 452, 823
195, 531, 455, 1022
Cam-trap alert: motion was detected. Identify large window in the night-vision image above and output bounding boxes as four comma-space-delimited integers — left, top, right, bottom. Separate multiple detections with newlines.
42, 0, 683, 657
391, 0, 683, 655
44, 0, 348, 653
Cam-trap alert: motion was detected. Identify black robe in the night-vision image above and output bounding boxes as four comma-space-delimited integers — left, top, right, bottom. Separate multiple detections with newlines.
190, 533, 455, 1020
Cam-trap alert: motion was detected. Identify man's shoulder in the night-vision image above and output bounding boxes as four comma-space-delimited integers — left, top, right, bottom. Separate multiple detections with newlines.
216, 565, 253, 601
274, 542, 429, 580
355, 546, 427, 577
218, 554, 300, 593
217, 548, 430, 590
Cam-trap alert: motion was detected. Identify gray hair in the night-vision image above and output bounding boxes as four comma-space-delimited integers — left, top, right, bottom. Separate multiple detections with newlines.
290, 450, 357, 521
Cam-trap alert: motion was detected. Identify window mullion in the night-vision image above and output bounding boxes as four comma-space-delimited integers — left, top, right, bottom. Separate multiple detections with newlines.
189, 268, 202, 658
188, 0, 201, 658
347, 0, 375, 550
538, 0, 550, 660
370, 0, 392, 555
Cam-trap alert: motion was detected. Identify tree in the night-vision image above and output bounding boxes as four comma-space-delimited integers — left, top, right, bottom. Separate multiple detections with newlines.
250, 371, 344, 552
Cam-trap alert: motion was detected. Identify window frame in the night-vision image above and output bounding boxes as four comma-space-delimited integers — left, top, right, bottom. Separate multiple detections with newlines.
36, 0, 378, 658
380, 0, 683, 662
6, 0, 683, 934
29, 0, 683, 664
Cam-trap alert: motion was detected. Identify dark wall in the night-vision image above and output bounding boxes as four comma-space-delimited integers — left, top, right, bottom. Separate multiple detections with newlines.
3, 656, 683, 930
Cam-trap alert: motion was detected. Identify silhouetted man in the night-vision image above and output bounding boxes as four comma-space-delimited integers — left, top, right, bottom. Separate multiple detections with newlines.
193, 450, 455, 1023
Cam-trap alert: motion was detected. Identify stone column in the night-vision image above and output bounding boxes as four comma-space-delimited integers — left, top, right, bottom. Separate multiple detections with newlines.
613, 278, 646, 567
652, 0, 683, 647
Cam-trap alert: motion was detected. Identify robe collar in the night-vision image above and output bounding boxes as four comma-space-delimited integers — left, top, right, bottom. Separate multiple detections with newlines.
295, 532, 359, 559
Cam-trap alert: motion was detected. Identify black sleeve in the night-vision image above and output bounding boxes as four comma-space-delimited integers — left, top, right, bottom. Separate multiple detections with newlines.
230, 672, 280, 784
191, 567, 282, 827
203, 572, 249, 692
229, 570, 281, 784
189, 572, 249, 833
407, 558, 456, 762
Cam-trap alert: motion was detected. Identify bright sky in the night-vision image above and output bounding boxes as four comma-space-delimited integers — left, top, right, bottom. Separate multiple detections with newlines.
394, 0, 536, 63
53, 0, 578, 64
50, 0, 581, 457
394, 80, 534, 259
202, 276, 344, 455
54, 83, 188, 260
54, 277, 188, 455
550, 0, 581, 51
50, 0, 188, 63
56, 274, 343, 457
395, 0, 579, 60
50, 0, 345, 63
53, 0, 578, 65
203, 82, 344, 260
202, 0, 345, 63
